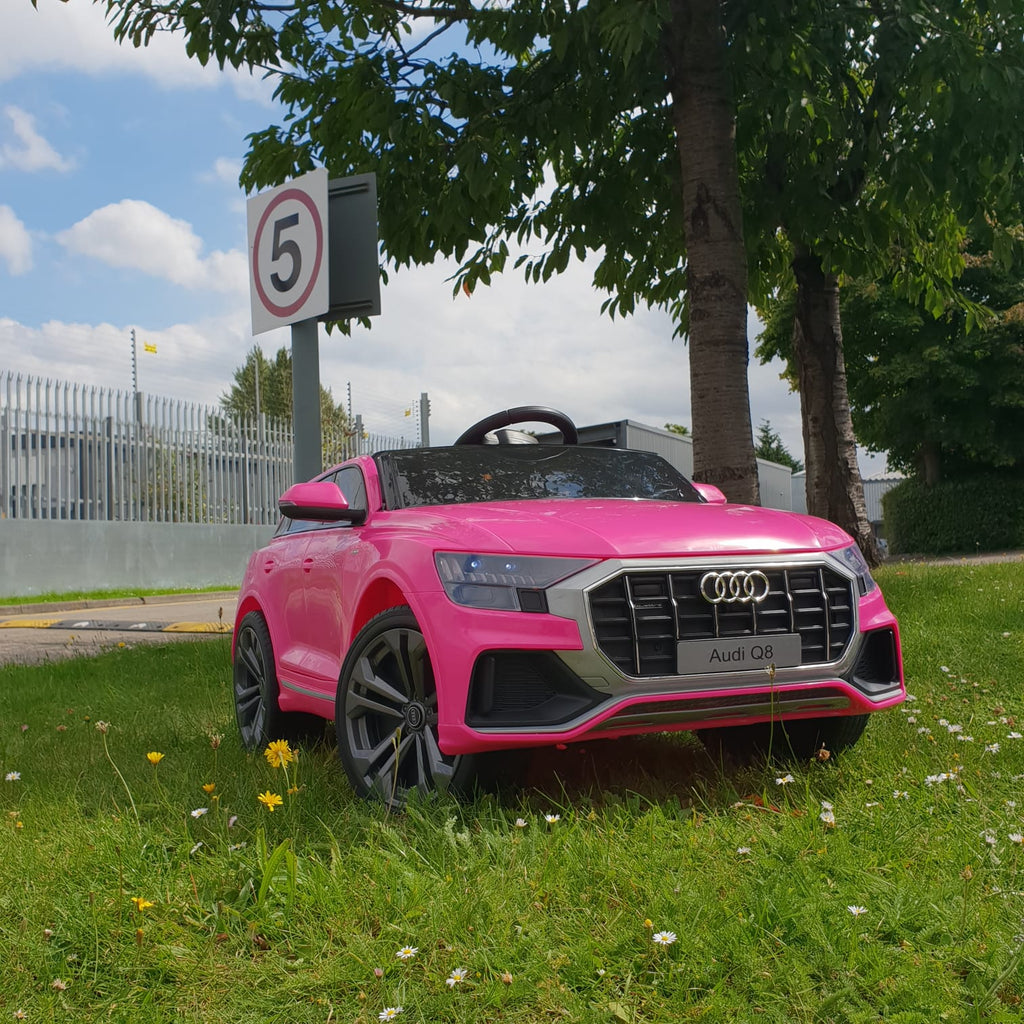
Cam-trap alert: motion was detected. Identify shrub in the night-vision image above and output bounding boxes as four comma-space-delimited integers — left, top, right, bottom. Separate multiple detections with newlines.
883, 474, 1024, 555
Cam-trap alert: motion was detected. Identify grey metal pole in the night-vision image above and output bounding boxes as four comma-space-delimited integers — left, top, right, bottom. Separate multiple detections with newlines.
419, 392, 430, 447
291, 318, 322, 482
130, 328, 138, 411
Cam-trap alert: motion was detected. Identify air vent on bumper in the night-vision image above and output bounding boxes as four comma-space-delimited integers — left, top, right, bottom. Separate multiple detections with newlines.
467, 651, 602, 728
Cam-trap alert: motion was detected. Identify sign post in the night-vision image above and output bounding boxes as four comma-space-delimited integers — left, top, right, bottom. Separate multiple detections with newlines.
247, 168, 379, 483
248, 170, 329, 483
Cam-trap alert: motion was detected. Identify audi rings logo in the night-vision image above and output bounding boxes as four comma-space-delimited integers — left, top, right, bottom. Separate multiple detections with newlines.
699, 570, 771, 604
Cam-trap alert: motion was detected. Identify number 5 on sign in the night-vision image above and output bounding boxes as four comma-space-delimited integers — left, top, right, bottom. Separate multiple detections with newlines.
247, 168, 329, 336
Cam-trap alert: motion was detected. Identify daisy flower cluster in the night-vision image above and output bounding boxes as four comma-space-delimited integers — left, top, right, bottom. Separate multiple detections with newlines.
509, 812, 564, 830
373, 942, 513, 1014
372, 918, 679, 1018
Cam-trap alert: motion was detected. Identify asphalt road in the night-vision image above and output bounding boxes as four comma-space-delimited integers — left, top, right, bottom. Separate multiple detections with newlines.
0, 593, 238, 666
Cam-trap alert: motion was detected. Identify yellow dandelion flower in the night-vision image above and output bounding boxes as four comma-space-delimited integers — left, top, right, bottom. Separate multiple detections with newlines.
258, 790, 283, 812
264, 739, 295, 768
287, 786, 299, 795
146, 752, 164, 765
202, 783, 216, 794
131, 897, 154, 912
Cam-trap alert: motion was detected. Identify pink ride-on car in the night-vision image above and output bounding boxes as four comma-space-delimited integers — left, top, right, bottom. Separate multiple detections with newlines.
232, 406, 904, 806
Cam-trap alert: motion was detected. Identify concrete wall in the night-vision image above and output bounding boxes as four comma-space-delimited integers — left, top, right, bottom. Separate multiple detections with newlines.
0, 521, 273, 599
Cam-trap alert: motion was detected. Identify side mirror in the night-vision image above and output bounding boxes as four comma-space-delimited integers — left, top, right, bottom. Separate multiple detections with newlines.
278, 481, 366, 523
693, 482, 728, 505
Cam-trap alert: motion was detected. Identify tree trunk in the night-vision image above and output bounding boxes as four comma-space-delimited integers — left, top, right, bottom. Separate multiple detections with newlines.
791, 247, 881, 564
664, 0, 759, 505
920, 441, 942, 486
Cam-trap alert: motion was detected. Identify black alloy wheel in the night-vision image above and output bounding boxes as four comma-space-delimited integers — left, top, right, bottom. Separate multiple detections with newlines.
233, 610, 323, 749
336, 607, 479, 808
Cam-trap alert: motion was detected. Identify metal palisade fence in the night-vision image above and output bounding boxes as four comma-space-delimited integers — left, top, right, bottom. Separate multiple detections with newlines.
1, 371, 420, 524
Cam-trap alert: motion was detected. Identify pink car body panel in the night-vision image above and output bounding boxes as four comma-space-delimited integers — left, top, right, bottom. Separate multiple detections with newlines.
235, 451, 904, 758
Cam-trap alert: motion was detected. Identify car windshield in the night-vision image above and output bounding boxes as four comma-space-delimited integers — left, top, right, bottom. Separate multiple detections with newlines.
374, 445, 703, 509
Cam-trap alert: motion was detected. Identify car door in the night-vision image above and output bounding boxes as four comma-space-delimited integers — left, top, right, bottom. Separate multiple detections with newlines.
290, 465, 369, 694
256, 515, 314, 679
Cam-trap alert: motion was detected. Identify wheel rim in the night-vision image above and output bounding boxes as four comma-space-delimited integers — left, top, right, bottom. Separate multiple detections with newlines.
342, 625, 457, 802
234, 624, 268, 749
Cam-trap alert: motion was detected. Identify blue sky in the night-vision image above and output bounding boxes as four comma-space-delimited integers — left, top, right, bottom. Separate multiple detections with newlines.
3, 0, 884, 473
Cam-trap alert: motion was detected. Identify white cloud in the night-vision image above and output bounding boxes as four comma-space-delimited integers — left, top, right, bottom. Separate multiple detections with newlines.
0, 106, 74, 173
312, 256, 805, 453
0, 205, 33, 275
4, 0, 275, 104
56, 199, 247, 293
2, 242, 812, 474
1, 253, 806, 452
202, 157, 244, 186
0, 315, 249, 407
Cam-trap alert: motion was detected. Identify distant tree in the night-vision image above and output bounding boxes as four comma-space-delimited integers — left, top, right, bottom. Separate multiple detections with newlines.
221, 346, 350, 440
759, 251, 1024, 486
839, 255, 1024, 485
221, 347, 292, 422
664, 423, 690, 437
753, 420, 803, 474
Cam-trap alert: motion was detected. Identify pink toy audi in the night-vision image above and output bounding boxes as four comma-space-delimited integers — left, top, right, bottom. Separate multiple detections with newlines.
232, 406, 903, 806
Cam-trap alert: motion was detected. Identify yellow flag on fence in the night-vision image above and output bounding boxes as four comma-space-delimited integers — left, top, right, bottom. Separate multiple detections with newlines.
143, 342, 157, 354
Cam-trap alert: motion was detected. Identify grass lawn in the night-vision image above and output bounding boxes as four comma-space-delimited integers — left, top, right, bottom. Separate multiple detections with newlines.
1, 563, 1022, 1022
0, 586, 235, 608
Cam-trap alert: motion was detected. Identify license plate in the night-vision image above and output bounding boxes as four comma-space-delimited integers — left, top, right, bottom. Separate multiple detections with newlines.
677, 633, 802, 675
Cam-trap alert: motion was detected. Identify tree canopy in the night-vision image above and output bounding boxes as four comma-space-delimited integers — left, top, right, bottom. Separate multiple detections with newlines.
94, 0, 1024, 536
739, 1, 1024, 561
99, 0, 762, 501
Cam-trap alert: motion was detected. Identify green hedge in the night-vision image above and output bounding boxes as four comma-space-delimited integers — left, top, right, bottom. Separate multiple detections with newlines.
882, 475, 1024, 555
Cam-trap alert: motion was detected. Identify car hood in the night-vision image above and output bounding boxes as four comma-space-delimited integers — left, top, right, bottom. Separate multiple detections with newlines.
382, 499, 852, 558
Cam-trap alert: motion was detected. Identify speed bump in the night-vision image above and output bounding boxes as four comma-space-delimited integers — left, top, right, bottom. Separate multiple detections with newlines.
162, 622, 232, 633
0, 618, 230, 634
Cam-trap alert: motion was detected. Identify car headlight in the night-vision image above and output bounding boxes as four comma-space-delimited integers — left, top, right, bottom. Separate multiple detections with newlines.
434, 553, 597, 612
827, 543, 877, 595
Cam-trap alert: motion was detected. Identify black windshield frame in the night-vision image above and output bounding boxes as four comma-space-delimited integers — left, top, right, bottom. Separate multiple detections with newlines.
374, 446, 704, 510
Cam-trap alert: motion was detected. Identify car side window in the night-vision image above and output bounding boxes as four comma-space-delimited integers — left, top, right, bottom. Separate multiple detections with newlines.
277, 467, 368, 536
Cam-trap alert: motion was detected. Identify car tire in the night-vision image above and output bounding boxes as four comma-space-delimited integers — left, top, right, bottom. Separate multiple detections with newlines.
233, 610, 325, 750
777, 713, 870, 759
697, 714, 870, 765
336, 606, 489, 808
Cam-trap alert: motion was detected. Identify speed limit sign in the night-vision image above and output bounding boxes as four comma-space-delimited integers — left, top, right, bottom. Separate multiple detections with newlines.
247, 168, 329, 335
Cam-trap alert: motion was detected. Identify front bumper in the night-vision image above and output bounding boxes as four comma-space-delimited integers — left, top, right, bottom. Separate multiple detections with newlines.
413, 553, 904, 756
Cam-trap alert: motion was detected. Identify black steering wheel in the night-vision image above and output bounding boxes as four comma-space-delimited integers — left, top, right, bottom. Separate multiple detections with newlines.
454, 406, 579, 445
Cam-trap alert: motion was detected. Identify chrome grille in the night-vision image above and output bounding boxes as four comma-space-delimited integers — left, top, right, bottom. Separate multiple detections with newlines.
588, 566, 855, 677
